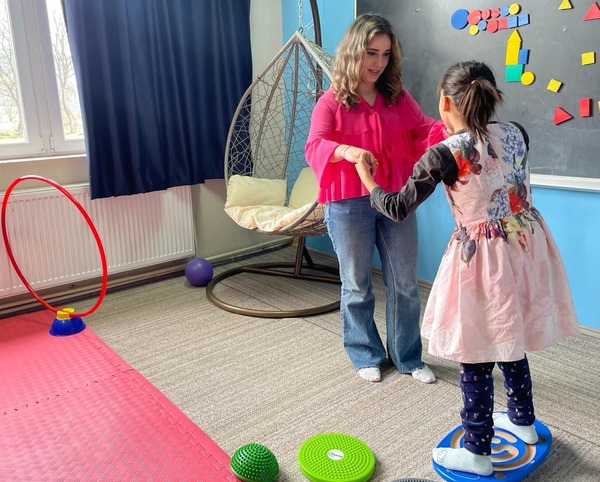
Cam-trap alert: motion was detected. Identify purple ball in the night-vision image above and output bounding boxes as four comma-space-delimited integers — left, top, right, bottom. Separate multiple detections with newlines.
185, 258, 214, 287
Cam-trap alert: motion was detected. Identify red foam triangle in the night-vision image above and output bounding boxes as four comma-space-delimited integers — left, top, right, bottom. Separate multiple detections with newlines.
584, 1, 600, 20
554, 107, 573, 124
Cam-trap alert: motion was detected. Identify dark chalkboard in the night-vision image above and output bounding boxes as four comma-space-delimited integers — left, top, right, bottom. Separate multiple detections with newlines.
357, 0, 600, 180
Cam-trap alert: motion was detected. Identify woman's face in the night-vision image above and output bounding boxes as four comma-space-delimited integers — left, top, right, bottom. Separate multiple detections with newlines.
360, 33, 392, 85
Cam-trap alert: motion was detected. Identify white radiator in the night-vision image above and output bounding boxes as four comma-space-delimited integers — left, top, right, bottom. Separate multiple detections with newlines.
0, 184, 195, 300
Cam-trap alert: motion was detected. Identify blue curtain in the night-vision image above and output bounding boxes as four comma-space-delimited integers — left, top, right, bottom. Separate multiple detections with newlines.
62, 0, 252, 199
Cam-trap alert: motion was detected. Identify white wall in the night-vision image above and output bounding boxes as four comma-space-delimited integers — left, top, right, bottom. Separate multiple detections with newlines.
251, 0, 283, 76
193, 0, 286, 259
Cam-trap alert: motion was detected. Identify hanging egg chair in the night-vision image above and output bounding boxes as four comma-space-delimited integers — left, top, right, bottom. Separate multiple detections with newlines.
206, 4, 340, 318
221, 30, 332, 237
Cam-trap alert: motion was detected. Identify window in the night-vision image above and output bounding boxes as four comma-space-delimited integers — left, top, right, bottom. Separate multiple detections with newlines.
0, 0, 84, 160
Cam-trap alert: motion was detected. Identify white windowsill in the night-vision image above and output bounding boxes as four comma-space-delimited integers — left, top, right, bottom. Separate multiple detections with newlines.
0, 154, 89, 191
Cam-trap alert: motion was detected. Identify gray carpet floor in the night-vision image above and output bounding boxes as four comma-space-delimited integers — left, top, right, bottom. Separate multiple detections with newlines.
85, 245, 600, 481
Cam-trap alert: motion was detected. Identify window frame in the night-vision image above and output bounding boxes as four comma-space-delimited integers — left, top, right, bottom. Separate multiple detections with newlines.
1, 0, 84, 161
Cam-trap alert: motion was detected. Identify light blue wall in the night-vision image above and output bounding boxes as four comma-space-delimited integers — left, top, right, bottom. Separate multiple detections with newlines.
415, 185, 600, 331
282, 0, 599, 330
281, 0, 354, 55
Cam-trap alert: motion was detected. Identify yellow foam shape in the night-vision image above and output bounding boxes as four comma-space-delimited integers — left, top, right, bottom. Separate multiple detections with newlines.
559, 0, 573, 10
547, 79, 562, 92
469, 25, 479, 36
505, 30, 522, 65
582, 52, 596, 65
521, 72, 535, 85
598, 100, 600, 114
509, 3, 521, 15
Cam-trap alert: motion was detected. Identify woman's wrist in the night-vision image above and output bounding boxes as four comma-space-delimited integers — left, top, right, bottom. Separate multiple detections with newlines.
341, 145, 350, 160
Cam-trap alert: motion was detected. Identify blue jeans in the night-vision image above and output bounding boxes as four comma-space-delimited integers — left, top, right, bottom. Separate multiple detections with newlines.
325, 195, 423, 373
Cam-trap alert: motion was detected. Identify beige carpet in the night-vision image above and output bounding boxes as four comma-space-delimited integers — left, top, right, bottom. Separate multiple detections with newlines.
84, 245, 600, 481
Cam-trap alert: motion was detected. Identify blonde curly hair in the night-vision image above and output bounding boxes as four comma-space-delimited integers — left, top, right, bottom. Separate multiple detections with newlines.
332, 14, 403, 109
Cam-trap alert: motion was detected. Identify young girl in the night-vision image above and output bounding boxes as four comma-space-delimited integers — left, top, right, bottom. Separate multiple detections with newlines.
305, 14, 436, 384
356, 60, 580, 476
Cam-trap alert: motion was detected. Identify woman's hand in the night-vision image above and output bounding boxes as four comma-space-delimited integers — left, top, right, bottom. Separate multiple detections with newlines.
345, 146, 379, 175
342, 146, 376, 165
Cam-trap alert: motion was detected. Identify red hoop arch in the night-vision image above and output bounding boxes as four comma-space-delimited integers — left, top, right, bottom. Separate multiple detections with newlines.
1, 175, 108, 317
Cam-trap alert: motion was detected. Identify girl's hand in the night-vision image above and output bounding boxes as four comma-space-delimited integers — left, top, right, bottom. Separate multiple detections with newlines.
356, 158, 379, 181
355, 157, 373, 181
355, 157, 379, 193
347, 147, 378, 175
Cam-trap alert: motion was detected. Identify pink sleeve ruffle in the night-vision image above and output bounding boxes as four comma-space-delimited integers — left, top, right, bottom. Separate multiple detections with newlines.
428, 120, 450, 146
305, 91, 339, 189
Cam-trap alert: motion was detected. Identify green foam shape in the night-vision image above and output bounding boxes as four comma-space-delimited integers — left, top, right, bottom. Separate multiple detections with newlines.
505, 64, 524, 82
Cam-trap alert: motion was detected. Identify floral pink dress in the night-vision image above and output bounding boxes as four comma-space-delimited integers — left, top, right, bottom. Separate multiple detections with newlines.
369, 122, 580, 363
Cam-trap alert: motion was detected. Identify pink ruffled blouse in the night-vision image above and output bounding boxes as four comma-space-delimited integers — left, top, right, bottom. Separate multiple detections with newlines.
305, 88, 437, 203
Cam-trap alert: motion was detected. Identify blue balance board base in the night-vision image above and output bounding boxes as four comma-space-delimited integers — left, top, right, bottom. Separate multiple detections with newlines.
433, 414, 552, 482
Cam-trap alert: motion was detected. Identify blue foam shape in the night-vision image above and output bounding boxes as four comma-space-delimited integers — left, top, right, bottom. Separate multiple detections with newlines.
500, 6, 510, 16
451, 9, 470, 29
518, 49, 530, 65
477, 20, 487, 31
433, 414, 552, 482
518, 14, 530, 26
508, 16, 519, 28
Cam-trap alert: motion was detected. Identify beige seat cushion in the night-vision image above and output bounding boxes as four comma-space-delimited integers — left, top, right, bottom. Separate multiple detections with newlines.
225, 175, 287, 209
288, 167, 319, 209
224, 168, 321, 234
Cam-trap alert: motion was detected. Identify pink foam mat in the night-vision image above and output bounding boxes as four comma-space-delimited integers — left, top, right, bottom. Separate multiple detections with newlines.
1, 311, 236, 481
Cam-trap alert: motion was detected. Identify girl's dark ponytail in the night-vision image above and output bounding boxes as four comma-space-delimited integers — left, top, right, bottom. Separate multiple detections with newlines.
439, 61, 503, 139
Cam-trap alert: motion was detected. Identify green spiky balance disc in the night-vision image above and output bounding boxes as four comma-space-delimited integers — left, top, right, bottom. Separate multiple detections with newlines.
298, 433, 375, 482
230, 443, 279, 482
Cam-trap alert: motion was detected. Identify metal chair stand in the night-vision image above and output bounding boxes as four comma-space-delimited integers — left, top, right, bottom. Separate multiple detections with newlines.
205, 237, 340, 318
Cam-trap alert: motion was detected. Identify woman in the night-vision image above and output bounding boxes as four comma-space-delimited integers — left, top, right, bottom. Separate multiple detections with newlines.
305, 14, 436, 383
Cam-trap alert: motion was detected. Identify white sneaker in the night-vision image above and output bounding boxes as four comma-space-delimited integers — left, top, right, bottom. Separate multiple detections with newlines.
412, 364, 436, 383
358, 367, 381, 382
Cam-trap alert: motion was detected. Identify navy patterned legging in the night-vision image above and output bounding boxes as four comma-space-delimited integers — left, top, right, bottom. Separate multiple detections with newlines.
459, 356, 535, 455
